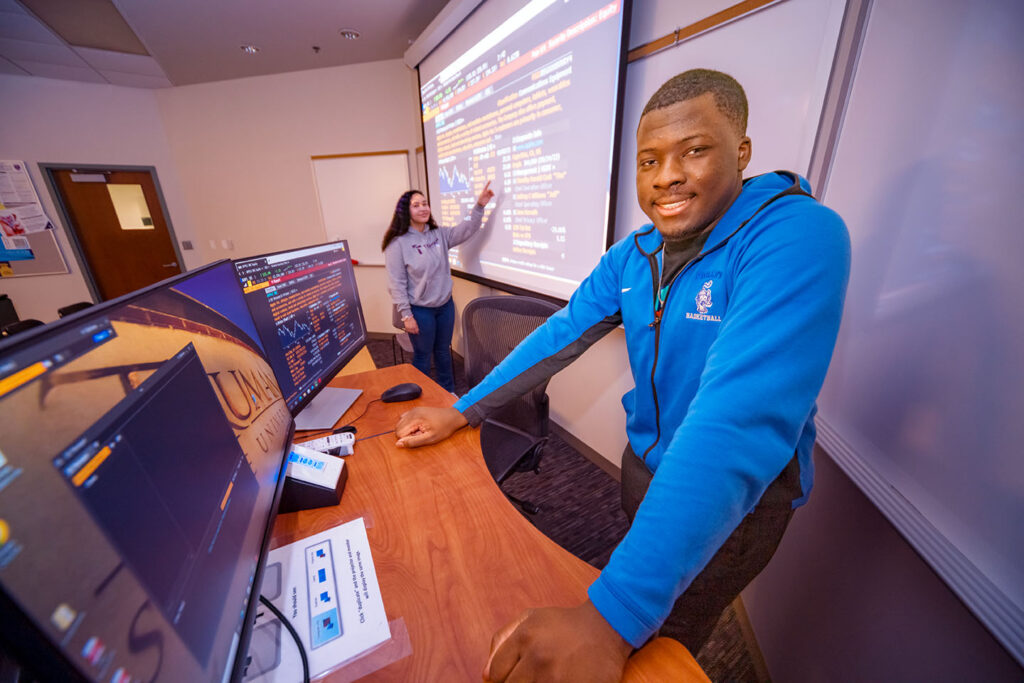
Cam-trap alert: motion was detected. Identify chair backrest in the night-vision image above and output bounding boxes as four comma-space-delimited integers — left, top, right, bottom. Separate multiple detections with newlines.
0, 319, 44, 338
0, 294, 17, 328
57, 301, 93, 318
461, 295, 562, 438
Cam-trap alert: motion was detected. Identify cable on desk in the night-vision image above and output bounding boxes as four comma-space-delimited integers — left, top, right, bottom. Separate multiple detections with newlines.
334, 398, 381, 432
258, 594, 309, 683
355, 429, 396, 442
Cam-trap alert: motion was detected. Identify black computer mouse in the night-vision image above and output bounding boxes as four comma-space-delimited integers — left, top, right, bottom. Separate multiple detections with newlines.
381, 382, 422, 403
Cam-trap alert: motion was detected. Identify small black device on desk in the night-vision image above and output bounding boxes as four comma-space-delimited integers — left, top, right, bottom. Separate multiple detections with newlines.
381, 382, 422, 403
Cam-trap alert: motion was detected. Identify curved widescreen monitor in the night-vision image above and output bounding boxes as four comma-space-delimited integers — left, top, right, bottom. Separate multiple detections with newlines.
233, 241, 367, 428
0, 260, 294, 682
418, 0, 630, 299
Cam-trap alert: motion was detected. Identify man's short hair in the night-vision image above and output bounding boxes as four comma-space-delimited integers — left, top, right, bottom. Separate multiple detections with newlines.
641, 69, 748, 135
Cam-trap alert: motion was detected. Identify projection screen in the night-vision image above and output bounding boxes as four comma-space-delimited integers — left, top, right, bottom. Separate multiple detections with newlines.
418, 0, 630, 300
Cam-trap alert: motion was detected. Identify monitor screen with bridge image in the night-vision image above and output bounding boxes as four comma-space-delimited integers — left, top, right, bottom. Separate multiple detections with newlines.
0, 260, 294, 682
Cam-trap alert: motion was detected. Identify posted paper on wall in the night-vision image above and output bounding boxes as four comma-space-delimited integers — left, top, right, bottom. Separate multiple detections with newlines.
0, 204, 50, 235
0, 161, 39, 206
244, 518, 390, 682
0, 235, 32, 262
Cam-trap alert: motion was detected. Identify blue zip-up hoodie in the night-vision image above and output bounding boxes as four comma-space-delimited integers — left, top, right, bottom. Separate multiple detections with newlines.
453, 171, 850, 646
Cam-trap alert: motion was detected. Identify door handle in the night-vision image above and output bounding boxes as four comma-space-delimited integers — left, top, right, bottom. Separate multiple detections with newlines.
162, 262, 179, 268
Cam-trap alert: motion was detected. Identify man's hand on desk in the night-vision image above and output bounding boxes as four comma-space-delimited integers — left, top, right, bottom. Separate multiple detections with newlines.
483, 601, 632, 683
394, 406, 468, 447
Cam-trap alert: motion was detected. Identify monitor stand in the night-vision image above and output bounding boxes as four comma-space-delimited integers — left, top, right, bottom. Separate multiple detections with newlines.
293, 387, 362, 431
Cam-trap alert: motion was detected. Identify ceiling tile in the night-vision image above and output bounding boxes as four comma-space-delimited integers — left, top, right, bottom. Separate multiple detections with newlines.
19, 0, 147, 54
112, 0, 450, 85
0, 10, 63, 43
0, 54, 29, 75
73, 45, 165, 76
0, 36, 85, 66
99, 69, 170, 88
15, 59, 106, 82
3, 0, 453, 86
0, 0, 28, 13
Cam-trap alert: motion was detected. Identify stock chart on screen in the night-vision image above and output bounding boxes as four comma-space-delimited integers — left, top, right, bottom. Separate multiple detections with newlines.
235, 242, 366, 412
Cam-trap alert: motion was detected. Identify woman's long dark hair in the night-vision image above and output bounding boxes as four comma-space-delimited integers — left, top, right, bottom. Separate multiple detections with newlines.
382, 190, 438, 251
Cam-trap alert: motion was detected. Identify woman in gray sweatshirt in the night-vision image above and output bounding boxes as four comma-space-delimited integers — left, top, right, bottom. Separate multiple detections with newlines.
382, 182, 494, 391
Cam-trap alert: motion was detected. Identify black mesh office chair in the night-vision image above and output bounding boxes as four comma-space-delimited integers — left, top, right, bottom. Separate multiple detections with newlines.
462, 295, 562, 514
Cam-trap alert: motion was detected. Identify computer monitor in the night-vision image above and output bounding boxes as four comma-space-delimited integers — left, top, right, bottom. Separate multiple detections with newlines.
233, 241, 368, 430
0, 261, 294, 682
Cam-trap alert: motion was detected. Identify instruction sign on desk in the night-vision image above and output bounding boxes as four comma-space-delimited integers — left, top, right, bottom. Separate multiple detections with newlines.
245, 518, 391, 681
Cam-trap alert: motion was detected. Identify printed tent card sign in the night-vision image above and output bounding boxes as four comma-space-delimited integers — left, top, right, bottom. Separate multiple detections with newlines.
244, 518, 391, 681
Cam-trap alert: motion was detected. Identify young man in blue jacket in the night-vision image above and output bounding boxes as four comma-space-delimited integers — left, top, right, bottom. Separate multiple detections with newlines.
395, 69, 850, 681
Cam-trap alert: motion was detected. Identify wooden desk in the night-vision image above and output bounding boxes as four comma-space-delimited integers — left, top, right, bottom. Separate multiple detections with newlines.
272, 364, 708, 682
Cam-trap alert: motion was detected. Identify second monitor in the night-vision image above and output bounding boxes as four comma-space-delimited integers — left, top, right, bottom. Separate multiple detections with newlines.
235, 241, 367, 430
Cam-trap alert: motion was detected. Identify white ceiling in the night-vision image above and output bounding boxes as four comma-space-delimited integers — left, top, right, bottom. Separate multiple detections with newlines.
0, 0, 452, 88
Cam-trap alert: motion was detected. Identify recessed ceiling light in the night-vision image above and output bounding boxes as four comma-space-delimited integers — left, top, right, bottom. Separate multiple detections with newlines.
338, 28, 361, 40
241, 44, 260, 55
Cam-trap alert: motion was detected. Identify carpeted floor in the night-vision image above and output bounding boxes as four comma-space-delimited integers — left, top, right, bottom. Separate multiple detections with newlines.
366, 336, 763, 682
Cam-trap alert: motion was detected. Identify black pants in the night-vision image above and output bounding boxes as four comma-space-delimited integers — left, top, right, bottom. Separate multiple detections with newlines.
620, 445, 802, 655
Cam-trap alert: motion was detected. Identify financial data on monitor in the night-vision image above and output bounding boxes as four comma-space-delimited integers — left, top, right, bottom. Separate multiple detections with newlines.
235, 242, 366, 413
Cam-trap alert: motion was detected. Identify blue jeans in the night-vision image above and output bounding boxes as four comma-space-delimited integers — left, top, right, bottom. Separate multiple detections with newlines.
408, 297, 456, 392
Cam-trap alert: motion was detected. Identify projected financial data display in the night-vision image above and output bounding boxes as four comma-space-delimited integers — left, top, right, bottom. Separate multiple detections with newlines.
235, 242, 366, 414
420, 0, 627, 299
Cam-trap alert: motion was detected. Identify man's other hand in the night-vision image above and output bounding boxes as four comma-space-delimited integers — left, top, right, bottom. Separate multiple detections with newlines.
395, 406, 468, 448
483, 601, 632, 683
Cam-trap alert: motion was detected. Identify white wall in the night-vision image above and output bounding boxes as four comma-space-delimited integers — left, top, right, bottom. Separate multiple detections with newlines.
0, 74, 198, 322
154, 59, 422, 336
0, 60, 426, 336
155, 60, 421, 260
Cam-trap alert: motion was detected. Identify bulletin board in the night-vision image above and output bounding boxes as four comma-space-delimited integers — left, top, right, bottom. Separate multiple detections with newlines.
0, 160, 71, 277
311, 151, 412, 266
0, 230, 69, 277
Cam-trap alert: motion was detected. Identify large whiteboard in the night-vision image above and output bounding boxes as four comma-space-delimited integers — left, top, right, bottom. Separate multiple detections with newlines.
312, 152, 411, 265
816, 0, 1024, 663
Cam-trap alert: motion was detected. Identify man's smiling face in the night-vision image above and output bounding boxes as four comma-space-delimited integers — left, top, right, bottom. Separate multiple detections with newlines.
635, 93, 751, 239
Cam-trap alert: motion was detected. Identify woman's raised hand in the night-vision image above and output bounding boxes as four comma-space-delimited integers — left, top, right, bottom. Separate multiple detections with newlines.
476, 180, 495, 208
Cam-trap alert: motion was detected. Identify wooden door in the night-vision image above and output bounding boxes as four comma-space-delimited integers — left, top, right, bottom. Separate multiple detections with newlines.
51, 169, 181, 300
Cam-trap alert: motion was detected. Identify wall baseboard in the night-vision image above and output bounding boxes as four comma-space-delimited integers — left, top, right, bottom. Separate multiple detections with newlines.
550, 422, 621, 482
